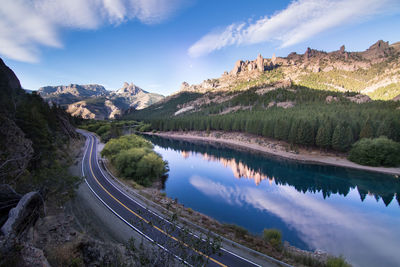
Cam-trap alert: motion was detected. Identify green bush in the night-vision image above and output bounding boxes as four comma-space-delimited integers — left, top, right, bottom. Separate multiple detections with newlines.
101, 135, 152, 158
263, 228, 282, 251
348, 136, 400, 167
102, 134, 168, 186
326, 256, 351, 267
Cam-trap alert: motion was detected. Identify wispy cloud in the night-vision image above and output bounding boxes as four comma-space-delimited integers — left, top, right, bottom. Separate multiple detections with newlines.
188, 0, 400, 57
0, 0, 186, 62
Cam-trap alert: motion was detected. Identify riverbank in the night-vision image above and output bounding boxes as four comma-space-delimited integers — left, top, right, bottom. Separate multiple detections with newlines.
146, 131, 400, 176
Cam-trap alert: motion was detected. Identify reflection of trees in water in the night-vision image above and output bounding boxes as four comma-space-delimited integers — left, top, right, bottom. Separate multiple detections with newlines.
146, 135, 400, 207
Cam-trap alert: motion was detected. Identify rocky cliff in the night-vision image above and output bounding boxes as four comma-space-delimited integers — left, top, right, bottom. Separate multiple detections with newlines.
179, 40, 400, 100
38, 82, 164, 120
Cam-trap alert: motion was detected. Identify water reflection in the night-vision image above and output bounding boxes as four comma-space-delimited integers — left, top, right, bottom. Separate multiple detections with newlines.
146, 135, 400, 207
188, 174, 400, 267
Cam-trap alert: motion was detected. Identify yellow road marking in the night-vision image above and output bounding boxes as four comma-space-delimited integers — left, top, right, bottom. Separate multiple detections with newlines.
87, 136, 227, 267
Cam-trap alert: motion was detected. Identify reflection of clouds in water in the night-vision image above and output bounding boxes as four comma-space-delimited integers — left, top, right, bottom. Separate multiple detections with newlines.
189, 175, 400, 267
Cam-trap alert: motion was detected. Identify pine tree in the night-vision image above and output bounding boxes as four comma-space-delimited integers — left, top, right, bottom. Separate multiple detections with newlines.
332, 124, 346, 151
343, 125, 354, 151
288, 120, 299, 144
316, 124, 331, 149
359, 119, 374, 139
377, 119, 398, 141
297, 121, 314, 146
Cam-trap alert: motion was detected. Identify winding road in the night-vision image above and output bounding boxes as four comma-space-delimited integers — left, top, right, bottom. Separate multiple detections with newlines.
79, 130, 283, 267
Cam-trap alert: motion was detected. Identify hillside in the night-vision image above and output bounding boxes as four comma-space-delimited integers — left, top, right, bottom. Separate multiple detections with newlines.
177, 40, 400, 100
38, 82, 164, 119
0, 57, 80, 193
124, 40, 400, 156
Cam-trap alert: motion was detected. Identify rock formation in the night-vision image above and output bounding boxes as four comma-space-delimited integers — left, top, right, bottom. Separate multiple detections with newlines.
1, 191, 44, 238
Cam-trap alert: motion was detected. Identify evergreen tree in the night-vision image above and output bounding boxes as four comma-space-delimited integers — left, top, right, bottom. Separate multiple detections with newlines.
316, 123, 331, 149
297, 121, 314, 146
343, 125, 354, 151
377, 119, 398, 141
332, 124, 346, 151
359, 119, 374, 139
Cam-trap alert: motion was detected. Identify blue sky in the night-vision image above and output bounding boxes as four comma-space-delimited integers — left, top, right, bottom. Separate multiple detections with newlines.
1, 0, 400, 95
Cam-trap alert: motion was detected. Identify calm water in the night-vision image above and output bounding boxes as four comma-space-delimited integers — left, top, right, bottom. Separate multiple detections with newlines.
144, 135, 400, 267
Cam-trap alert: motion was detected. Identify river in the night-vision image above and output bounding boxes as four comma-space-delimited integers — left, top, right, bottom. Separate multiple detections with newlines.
144, 135, 400, 267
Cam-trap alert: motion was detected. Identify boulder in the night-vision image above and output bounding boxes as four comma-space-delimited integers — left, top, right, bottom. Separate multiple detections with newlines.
1, 191, 44, 238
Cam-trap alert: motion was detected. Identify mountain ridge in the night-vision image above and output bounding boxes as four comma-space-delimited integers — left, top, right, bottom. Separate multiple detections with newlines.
38, 82, 164, 119
178, 40, 400, 100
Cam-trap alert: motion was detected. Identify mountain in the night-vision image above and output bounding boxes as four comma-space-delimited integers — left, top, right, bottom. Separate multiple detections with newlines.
38, 82, 164, 119
123, 40, 400, 155
179, 40, 400, 100
38, 84, 108, 105
125, 40, 400, 121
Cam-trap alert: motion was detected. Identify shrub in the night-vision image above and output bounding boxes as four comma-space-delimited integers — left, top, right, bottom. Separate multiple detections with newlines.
348, 136, 400, 167
101, 135, 152, 158
223, 224, 249, 239
102, 134, 168, 186
263, 228, 282, 251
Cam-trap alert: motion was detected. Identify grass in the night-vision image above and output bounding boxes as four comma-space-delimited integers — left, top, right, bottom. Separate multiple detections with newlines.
263, 228, 282, 251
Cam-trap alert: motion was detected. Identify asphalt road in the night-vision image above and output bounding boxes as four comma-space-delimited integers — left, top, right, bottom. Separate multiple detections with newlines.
79, 130, 276, 267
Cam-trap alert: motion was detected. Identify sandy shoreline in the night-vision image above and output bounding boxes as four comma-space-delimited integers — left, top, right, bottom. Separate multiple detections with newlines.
146, 131, 400, 176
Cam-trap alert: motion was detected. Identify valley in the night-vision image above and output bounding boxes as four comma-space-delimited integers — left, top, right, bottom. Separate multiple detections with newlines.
1, 2, 400, 265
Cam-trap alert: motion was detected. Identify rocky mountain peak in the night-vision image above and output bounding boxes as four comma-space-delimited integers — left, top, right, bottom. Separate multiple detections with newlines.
361, 40, 391, 60
116, 82, 144, 95
368, 40, 390, 51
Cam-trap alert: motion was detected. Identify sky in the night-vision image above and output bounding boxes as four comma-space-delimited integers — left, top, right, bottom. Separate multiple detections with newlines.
1, 0, 400, 95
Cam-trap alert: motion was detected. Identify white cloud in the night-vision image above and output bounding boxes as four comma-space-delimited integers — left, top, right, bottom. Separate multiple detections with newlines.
188, 0, 400, 57
0, 0, 186, 62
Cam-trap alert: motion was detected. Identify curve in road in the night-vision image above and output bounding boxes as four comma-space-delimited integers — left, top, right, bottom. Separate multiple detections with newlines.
80, 130, 278, 267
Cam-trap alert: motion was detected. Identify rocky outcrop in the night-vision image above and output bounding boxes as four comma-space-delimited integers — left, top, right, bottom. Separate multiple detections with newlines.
1, 191, 44, 238
67, 101, 96, 119
361, 40, 391, 60
256, 54, 264, 72
230, 60, 243, 76
267, 101, 295, 109
326, 96, 339, 103
345, 94, 371, 104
